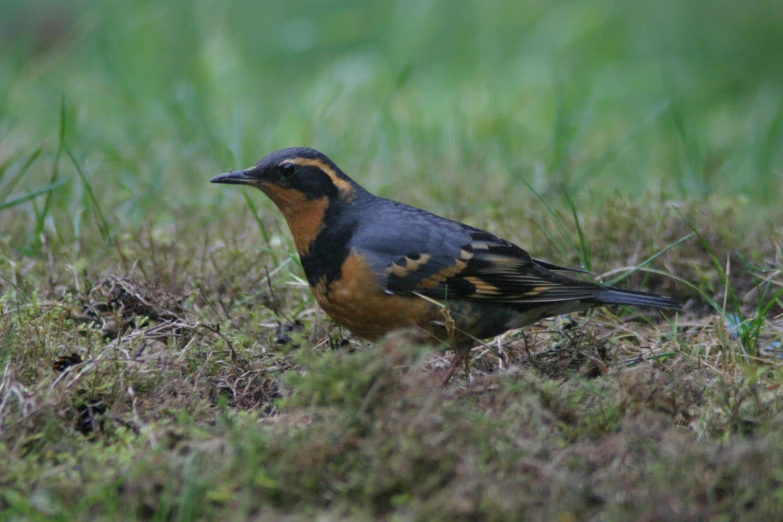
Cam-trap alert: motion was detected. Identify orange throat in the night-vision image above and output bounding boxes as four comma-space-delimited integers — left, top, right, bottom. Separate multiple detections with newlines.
258, 183, 328, 255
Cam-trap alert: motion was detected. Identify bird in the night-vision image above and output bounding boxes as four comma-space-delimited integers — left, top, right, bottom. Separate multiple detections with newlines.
211, 147, 681, 383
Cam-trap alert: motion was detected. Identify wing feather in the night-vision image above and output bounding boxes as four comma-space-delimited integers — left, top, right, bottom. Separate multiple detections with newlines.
352, 210, 604, 308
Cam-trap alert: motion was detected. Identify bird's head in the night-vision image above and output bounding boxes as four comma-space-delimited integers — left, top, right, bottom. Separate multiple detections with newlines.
211, 147, 359, 208
211, 148, 361, 255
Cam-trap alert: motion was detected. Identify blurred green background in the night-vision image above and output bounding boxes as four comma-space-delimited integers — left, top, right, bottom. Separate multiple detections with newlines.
1, 0, 782, 233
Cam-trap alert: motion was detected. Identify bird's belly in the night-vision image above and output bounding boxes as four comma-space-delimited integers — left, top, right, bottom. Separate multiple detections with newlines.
313, 285, 440, 340
310, 252, 440, 340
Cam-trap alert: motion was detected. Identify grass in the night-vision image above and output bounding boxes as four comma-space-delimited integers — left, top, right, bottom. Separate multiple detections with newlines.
2, 0, 783, 519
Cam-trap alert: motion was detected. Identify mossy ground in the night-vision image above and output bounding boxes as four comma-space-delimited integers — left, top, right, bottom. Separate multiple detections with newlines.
2, 199, 783, 520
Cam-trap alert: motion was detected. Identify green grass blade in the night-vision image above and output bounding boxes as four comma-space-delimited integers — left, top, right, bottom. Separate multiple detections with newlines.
672, 208, 740, 315
65, 144, 111, 243
0, 179, 70, 213
605, 232, 695, 286
242, 188, 279, 267
0, 145, 46, 204
561, 185, 591, 271
520, 178, 579, 259
35, 94, 68, 248
0, 150, 22, 185
530, 218, 570, 262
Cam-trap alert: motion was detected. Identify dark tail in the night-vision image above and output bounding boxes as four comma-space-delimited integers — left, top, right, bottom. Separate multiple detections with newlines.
592, 288, 682, 311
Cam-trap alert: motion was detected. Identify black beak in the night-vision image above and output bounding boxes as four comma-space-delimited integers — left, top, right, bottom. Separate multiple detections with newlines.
210, 168, 256, 185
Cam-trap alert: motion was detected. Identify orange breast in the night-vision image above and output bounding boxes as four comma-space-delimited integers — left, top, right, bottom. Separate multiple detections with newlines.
311, 251, 441, 340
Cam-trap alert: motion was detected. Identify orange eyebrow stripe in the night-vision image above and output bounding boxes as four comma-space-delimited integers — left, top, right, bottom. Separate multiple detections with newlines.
289, 158, 356, 201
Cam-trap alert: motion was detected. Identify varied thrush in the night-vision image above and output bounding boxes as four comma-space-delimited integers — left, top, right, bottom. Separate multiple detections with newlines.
212, 148, 681, 382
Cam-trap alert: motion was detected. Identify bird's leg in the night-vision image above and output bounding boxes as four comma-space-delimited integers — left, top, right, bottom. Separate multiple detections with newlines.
462, 348, 471, 377
441, 352, 462, 386
441, 334, 469, 386
440, 308, 463, 386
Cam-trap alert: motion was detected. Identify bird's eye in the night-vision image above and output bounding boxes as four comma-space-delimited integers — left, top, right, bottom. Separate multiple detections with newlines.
280, 163, 296, 177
